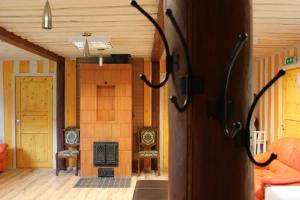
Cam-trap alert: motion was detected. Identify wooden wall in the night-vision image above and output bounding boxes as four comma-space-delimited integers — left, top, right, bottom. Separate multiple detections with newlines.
80, 64, 132, 177
166, 0, 252, 199
65, 60, 77, 127
254, 47, 300, 142
144, 59, 151, 127
65, 60, 77, 167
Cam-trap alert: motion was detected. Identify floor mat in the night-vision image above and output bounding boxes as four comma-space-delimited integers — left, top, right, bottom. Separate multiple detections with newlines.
74, 177, 131, 188
133, 180, 168, 200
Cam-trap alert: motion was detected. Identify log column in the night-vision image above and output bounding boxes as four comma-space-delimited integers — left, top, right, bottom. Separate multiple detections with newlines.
166, 0, 253, 199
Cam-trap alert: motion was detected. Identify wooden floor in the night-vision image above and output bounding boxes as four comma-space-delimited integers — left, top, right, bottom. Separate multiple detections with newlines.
0, 169, 168, 200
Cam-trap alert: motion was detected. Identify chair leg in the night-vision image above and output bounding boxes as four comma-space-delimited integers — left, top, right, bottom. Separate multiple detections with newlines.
56, 154, 59, 176
157, 156, 160, 176
75, 157, 79, 176
137, 158, 140, 176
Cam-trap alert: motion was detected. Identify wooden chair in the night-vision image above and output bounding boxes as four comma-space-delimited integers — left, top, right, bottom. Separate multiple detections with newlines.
136, 127, 160, 176
56, 127, 80, 176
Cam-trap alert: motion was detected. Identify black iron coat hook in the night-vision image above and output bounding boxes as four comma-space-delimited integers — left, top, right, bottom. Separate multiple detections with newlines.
131, 0, 172, 89
244, 69, 285, 167
222, 33, 286, 167
131, 1, 192, 112
167, 9, 192, 112
223, 33, 248, 137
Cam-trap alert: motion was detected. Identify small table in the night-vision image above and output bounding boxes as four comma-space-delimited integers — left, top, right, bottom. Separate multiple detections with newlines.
266, 186, 300, 200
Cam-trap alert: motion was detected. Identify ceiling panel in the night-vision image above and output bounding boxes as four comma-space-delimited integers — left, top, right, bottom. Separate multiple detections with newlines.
253, 0, 300, 58
0, 0, 159, 58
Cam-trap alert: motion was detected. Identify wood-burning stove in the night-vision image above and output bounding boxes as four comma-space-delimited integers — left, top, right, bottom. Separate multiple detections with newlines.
93, 142, 118, 166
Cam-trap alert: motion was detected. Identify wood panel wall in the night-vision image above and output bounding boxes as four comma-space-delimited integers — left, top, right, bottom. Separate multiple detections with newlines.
144, 59, 151, 126
166, 0, 252, 199
65, 60, 77, 167
65, 60, 77, 127
80, 64, 132, 177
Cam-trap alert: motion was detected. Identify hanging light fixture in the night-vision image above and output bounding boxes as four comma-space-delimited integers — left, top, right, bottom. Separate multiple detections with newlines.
82, 32, 92, 57
42, 0, 52, 29
98, 49, 104, 66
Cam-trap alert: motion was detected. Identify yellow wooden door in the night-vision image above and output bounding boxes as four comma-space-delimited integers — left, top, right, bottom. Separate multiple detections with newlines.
16, 77, 53, 168
282, 67, 300, 138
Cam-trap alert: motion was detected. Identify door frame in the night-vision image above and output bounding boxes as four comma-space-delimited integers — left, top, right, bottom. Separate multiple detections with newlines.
12, 60, 57, 169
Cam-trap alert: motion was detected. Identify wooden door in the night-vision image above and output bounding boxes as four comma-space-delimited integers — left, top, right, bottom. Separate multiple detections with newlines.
16, 77, 53, 168
282, 67, 300, 138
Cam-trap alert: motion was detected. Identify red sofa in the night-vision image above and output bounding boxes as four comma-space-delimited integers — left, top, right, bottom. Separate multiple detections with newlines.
255, 138, 300, 200
0, 144, 8, 172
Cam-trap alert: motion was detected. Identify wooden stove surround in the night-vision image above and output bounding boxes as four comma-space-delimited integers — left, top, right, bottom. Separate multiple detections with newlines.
80, 64, 132, 176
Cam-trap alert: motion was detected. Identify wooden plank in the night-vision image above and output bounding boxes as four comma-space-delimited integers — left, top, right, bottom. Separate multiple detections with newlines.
37, 60, 44, 73
151, 0, 164, 62
144, 59, 151, 126
0, 0, 159, 9
65, 60, 77, 127
19, 60, 30, 73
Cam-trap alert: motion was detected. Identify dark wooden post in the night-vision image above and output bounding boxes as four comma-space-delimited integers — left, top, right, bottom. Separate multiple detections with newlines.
166, 0, 253, 199
56, 59, 66, 169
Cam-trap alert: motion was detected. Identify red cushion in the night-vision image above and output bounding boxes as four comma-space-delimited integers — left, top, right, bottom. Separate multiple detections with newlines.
0, 144, 8, 161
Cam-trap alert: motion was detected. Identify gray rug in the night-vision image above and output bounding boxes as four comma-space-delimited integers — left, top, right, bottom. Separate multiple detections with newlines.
74, 177, 131, 188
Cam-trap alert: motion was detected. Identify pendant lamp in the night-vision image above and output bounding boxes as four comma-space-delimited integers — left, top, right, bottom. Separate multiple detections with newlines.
82, 32, 92, 57
42, 0, 52, 29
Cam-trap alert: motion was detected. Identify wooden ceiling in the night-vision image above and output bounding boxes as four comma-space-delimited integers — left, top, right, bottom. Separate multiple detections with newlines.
0, 0, 299, 59
0, 0, 159, 58
253, 0, 300, 58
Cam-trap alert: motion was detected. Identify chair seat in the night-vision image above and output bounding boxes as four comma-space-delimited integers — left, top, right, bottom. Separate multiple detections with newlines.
138, 150, 158, 157
57, 150, 79, 157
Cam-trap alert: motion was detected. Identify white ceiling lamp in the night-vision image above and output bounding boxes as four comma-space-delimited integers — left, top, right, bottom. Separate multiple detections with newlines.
82, 32, 92, 57
42, 0, 52, 29
69, 36, 112, 50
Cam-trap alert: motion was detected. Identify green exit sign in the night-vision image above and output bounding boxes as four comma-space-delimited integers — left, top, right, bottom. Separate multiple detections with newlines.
285, 57, 297, 65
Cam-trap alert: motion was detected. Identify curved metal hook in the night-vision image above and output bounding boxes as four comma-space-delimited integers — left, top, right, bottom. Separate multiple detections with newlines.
166, 9, 192, 112
223, 33, 248, 137
131, 0, 171, 89
245, 69, 285, 167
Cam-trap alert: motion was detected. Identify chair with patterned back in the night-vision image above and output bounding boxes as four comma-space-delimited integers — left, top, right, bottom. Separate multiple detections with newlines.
56, 127, 80, 176
136, 127, 160, 176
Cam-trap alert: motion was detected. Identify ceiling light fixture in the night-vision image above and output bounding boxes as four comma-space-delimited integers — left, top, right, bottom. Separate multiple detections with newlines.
82, 32, 92, 57
98, 49, 105, 67
42, 0, 52, 29
69, 36, 112, 50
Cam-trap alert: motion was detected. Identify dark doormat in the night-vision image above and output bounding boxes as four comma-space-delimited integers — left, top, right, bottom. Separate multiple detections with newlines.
74, 177, 131, 188
133, 180, 168, 200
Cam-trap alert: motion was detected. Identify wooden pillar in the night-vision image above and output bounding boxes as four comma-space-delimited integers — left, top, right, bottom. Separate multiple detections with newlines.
143, 61, 160, 171
56, 59, 66, 169
151, 61, 160, 129
166, 0, 252, 199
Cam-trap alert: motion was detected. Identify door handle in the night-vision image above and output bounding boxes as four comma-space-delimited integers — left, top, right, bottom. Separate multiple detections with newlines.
16, 119, 20, 124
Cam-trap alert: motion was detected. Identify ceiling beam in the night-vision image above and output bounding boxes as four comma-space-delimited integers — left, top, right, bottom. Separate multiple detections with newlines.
0, 26, 64, 62
151, 0, 164, 62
